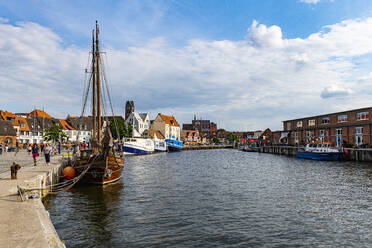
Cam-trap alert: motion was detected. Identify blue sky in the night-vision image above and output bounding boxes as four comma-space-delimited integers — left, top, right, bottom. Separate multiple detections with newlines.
2, 0, 372, 130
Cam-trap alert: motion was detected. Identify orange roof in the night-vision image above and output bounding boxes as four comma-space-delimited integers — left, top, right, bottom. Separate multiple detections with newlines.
29, 109, 53, 119
14, 116, 30, 131
0, 110, 15, 120
58, 119, 75, 130
159, 114, 180, 127
14, 109, 53, 119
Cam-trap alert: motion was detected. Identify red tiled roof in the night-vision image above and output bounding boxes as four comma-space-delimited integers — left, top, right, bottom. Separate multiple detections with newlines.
14, 109, 53, 119
14, 116, 30, 131
58, 119, 75, 130
159, 114, 180, 127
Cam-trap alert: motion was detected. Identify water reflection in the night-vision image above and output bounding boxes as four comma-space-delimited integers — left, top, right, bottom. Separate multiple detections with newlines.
45, 150, 372, 247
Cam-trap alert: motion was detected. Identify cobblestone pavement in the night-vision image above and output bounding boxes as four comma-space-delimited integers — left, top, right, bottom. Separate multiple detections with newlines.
0, 150, 68, 173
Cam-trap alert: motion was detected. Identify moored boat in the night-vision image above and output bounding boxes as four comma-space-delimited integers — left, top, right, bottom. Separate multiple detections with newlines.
296, 142, 344, 161
123, 138, 155, 155
166, 139, 183, 152
154, 140, 167, 152
72, 21, 124, 185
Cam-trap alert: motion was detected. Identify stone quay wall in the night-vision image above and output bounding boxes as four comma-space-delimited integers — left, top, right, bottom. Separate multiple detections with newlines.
250, 146, 372, 162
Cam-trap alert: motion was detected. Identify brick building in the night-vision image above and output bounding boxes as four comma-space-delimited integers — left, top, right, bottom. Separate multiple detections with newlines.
0, 120, 17, 146
183, 115, 217, 135
283, 107, 372, 147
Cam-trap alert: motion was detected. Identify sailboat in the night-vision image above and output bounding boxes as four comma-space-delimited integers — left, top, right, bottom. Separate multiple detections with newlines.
73, 21, 124, 185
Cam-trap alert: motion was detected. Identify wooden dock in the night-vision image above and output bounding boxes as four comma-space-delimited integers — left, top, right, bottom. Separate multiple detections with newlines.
240, 145, 372, 162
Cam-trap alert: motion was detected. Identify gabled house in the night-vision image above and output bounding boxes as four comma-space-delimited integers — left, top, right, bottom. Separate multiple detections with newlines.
181, 129, 200, 144
125, 112, 150, 137
66, 116, 93, 143
0, 120, 17, 147
151, 114, 181, 141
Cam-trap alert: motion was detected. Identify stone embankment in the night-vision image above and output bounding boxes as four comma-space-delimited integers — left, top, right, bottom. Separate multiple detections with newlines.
244, 146, 372, 162
0, 151, 65, 248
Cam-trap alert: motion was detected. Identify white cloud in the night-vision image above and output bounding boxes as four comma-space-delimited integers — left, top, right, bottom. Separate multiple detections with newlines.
300, 0, 322, 3
0, 17, 9, 23
2, 18, 372, 130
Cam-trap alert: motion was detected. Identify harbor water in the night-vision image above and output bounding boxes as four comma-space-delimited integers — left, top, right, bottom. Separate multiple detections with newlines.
44, 149, 372, 247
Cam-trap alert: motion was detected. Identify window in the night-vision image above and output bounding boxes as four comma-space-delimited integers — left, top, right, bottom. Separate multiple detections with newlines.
355, 127, 363, 146
357, 112, 369, 121
286, 122, 291, 130
296, 121, 303, 127
321, 117, 330, 124
338, 115, 348, 123
336, 129, 342, 135
306, 131, 313, 142
308, 119, 315, 126
319, 130, 325, 142
21, 131, 24, 135
294, 132, 299, 144
20, 123, 25, 128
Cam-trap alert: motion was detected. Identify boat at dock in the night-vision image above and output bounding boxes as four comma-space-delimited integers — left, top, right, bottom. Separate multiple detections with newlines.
154, 140, 167, 152
296, 142, 344, 161
123, 138, 155, 155
72, 21, 124, 185
166, 139, 183, 152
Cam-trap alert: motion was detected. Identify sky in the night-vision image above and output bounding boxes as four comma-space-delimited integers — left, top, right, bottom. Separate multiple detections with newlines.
2, 0, 372, 131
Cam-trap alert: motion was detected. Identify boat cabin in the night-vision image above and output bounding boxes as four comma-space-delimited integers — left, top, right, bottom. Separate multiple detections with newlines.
305, 142, 339, 153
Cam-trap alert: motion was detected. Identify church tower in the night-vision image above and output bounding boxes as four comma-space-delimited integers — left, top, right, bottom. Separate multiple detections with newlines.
125, 100, 135, 121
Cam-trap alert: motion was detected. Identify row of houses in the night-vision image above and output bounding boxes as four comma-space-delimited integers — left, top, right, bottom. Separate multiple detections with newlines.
0, 109, 97, 146
0, 103, 184, 147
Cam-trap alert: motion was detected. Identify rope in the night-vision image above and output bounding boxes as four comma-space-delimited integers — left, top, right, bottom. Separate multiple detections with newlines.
19, 154, 100, 194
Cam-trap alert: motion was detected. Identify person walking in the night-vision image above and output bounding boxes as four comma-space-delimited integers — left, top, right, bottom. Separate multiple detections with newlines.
31, 144, 39, 166
44, 144, 52, 166
27, 145, 32, 155
0, 143, 3, 155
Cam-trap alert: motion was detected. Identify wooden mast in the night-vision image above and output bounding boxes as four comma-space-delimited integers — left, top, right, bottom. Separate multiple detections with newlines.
92, 29, 97, 143
96, 20, 102, 143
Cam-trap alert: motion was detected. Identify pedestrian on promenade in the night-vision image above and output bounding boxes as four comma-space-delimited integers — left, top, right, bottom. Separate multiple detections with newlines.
27, 145, 32, 155
14, 141, 20, 156
31, 144, 39, 166
0, 143, 3, 155
41, 143, 44, 153
44, 143, 52, 166
5, 144, 8, 152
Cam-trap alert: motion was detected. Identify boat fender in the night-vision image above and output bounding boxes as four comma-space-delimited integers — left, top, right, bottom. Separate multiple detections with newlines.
105, 169, 112, 178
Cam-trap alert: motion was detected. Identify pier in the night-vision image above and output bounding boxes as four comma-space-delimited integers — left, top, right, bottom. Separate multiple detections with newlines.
242, 145, 372, 162
0, 152, 65, 248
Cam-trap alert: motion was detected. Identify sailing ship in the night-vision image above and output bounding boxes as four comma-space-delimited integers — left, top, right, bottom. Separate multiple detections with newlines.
73, 21, 124, 185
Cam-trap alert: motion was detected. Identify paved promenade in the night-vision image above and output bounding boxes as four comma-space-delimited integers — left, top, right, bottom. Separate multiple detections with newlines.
0, 151, 65, 248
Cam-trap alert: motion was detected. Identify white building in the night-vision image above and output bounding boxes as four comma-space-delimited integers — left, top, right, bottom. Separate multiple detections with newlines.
125, 112, 150, 137
151, 114, 181, 141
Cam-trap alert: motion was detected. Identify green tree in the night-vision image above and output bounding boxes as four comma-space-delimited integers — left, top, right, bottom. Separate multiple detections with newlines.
216, 128, 226, 133
227, 132, 238, 143
44, 124, 67, 142
212, 137, 220, 144
126, 123, 133, 138
109, 117, 127, 140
